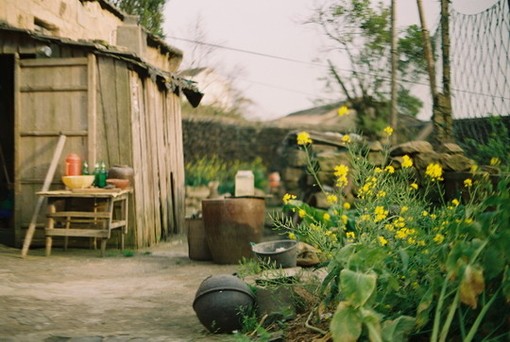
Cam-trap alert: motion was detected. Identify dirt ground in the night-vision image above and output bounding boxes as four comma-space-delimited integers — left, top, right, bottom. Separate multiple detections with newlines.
0, 236, 242, 342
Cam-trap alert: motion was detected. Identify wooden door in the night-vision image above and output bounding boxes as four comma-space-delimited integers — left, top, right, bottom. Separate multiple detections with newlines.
14, 55, 97, 246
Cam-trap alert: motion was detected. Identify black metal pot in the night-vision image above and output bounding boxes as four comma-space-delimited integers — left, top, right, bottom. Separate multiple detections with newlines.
193, 274, 255, 333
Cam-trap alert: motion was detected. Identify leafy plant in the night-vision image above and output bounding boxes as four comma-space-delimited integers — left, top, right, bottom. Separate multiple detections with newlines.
460, 116, 510, 172
185, 155, 268, 194
310, 0, 428, 138
184, 155, 227, 187
273, 129, 510, 341
111, 0, 166, 37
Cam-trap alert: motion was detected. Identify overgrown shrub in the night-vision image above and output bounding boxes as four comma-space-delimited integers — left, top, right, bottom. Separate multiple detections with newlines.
272, 129, 510, 341
185, 155, 267, 194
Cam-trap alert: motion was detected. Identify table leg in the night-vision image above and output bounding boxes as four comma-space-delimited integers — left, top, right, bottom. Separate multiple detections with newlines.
100, 238, 107, 257
64, 215, 70, 251
121, 196, 127, 250
45, 203, 56, 256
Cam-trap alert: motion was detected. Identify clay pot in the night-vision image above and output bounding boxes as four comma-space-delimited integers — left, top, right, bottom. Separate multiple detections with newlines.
106, 178, 130, 189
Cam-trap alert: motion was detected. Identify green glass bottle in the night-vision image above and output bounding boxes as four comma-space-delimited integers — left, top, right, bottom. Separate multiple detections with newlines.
96, 161, 107, 188
82, 161, 89, 175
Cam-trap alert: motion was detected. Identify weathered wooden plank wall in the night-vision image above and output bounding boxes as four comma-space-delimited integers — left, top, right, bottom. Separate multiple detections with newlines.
95, 58, 185, 247
168, 93, 185, 234
14, 57, 90, 245
128, 71, 185, 243
2, 28, 187, 247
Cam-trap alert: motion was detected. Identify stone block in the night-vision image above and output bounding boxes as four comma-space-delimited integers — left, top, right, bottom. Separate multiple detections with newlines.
390, 141, 434, 156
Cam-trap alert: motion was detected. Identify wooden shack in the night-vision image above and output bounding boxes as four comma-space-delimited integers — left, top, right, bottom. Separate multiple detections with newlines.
0, 0, 202, 249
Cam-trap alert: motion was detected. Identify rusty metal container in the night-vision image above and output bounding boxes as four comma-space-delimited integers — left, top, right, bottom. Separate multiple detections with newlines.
201, 197, 265, 264
186, 217, 212, 261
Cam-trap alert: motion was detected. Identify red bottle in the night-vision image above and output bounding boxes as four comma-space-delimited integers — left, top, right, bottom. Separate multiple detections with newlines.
65, 153, 81, 176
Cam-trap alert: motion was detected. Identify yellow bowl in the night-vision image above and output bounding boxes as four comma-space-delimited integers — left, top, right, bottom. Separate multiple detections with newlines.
62, 175, 95, 189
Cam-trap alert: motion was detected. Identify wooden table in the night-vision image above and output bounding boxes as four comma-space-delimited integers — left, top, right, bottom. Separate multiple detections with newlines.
37, 188, 131, 257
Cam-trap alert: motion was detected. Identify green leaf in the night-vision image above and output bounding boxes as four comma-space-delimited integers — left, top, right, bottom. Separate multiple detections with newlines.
415, 285, 433, 328
381, 316, 416, 342
503, 267, 510, 302
334, 243, 358, 266
483, 247, 505, 280
398, 248, 409, 273
361, 308, 383, 342
446, 242, 469, 279
340, 269, 377, 308
330, 302, 363, 342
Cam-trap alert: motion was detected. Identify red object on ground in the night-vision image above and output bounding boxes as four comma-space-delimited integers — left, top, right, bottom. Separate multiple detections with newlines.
65, 153, 81, 176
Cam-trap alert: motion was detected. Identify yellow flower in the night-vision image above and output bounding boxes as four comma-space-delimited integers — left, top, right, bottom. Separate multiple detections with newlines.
298, 209, 306, 218
374, 206, 388, 222
377, 236, 388, 246
375, 206, 387, 215
360, 214, 371, 222
374, 167, 383, 173
346, 231, 356, 239
470, 164, 478, 173
282, 193, 297, 205
296, 131, 312, 145
422, 211, 429, 217
452, 198, 460, 207
396, 229, 409, 239
425, 163, 444, 181
334, 164, 350, 187
323, 213, 331, 221
433, 233, 445, 244
385, 165, 395, 174
383, 126, 394, 137
385, 223, 394, 232
464, 178, 473, 188
376, 190, 386, 198
410, 183, 419, 190
490, 157, 501, 166
288, 232, 296, 240
402, 155, 413, 168
337, 105, 349, 116
326, 194, 338, 204
341, 134, 351, 143
334, 164, 349, 177
341, 215, 348, 225
343, 202, 351, 210
400, 206, 409, 213
465, 218, 473, 224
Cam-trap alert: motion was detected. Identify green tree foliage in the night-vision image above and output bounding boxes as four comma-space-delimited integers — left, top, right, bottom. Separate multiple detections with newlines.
312, 0, 427, 137
111, 0, 166, 37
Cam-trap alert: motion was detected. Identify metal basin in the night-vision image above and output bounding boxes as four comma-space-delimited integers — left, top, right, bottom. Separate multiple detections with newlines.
252, 240, 298, 268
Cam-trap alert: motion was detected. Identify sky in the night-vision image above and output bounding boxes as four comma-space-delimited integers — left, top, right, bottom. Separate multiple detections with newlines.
163, 0, 499, 121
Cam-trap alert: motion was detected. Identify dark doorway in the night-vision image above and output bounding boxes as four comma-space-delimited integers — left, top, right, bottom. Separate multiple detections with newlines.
0, 54, 15, 246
